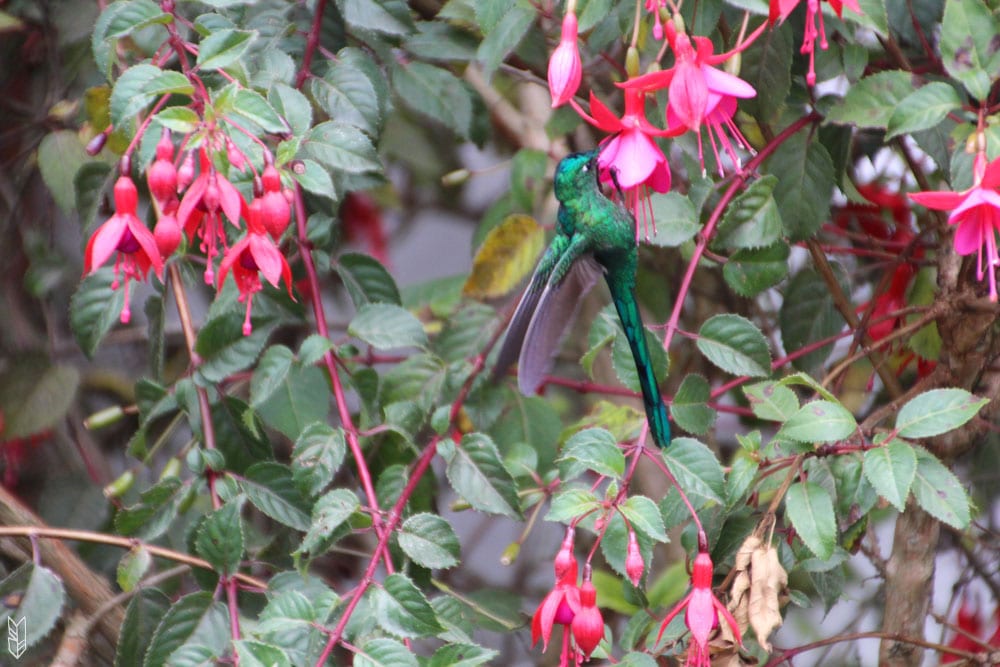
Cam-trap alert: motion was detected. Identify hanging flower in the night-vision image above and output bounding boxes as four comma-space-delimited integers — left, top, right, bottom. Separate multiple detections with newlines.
646, 0, 667, 40
532, 529, 581, 653
259, 164, 291, 239
84, 174, 165, 324
625, 530, 644, 587
571, 569, 604, 660
770, 0, 862, 86
147, 129, 177, 205
656, 538, 742, 666
548, 7, 582, 108
909, 153, 1000, 301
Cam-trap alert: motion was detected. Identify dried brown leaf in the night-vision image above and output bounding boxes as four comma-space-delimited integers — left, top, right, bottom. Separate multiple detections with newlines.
726, 534, 760, 636
748, 541, 788, 652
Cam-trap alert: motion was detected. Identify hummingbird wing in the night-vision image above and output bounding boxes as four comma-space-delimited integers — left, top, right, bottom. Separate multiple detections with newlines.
516, 254, 603, 395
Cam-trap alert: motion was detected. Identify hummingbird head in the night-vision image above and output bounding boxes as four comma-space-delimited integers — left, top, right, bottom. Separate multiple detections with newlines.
553, 149, 600, 201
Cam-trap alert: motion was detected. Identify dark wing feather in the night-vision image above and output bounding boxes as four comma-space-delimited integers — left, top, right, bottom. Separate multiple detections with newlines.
493, 267, 551, 383
517, 255, 603, 394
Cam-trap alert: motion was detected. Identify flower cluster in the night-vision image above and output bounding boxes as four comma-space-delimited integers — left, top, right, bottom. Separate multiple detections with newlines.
82, 132, 294, 333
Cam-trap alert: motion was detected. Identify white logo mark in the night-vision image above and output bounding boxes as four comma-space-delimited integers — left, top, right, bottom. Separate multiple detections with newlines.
7, 616, 26, 659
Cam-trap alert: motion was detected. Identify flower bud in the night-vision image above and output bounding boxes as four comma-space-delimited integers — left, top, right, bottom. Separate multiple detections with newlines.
625, 530, 643, 586
547, 11, 582, 108
203, 174, 221, 214
86, 130, 109, 156
626, 46, 640, 79
571, 569, 604, 659
177, 151, 195, 190
554, 527, 576, 580
154, 212, 182, 258
104, 470, 135, 499
113, 176, 139, 214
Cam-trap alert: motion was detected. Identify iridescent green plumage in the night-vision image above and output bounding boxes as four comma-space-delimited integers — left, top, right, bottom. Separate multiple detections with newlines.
495, 150, 671, 448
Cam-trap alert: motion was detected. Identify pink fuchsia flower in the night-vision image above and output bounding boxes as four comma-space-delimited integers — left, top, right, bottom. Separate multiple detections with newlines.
571, 570, 604, 660
532, 529, 581, 653
147, 130, 177, 205
656, 538, 742, 666
259, 164, 291, 240
909, 153, 1000, 301
770, 0, 862, 86
217, 199, 293, 336
548, 9, 582, 108
84, 174, 165, 324
646, 0, 667, 40
625, 529, 644, 587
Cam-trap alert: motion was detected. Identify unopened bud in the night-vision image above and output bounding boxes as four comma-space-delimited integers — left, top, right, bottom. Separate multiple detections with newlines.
86, 130, 109, 156
625, 530, 644, 586
159, 457, 182, 480
625, 47, 640, 79
672, 12, 685, 35
441, 169, 470, 187
84, 405, 125, 430
724, 52, 742, 78
104, 470, 135, 499
500, 541, 520, 565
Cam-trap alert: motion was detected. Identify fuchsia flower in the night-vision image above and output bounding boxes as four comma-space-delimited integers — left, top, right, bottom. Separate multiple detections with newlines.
621, 20, 764, 175
548, 9, 582, 108
657, 537, 742, 666
910, 153, 1000, 301
646, 0, 667, 40
84, 173, 165, 324
571, 571, 604, 660
770, 0, 862, 85
532, 530, 581, 652
625, 530, 644, 586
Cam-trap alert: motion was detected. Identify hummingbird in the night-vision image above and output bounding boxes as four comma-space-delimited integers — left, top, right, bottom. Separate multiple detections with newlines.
494, 149, 671, 448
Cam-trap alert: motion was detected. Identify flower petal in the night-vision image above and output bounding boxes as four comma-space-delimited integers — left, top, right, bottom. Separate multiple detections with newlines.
702, 65, 756, 98
217, 235, 253, 289
588, 92, 624, 132
85, 215, 127, 273
952, 216, 985, 256
126, 215, 165, 279
249, 233, 284, 287
908, 190, 964, 210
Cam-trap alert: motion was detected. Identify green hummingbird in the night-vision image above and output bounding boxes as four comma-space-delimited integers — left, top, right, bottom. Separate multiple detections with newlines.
494, 149, 671, 448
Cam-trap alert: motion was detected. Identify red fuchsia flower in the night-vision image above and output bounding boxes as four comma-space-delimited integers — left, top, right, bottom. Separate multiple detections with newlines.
84, 174, 165, 324
147, 130, 178, 205
217, 198, 293, 336
770, 0, 862, 86
621, 20, 764, 176
532, 529, 581, 653
942, 597, 984, 663
548, 6, 582, 108
341, 191, 390, 265
571, 569, 604, 661
177, 147, 247, 285
656, 537, 742, 666
259, 164, 291, 240
909, 153, 1000, 301
625, 529, 644, 586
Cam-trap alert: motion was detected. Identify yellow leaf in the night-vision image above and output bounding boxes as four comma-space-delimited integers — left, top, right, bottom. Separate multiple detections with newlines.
463, 214, 544, 299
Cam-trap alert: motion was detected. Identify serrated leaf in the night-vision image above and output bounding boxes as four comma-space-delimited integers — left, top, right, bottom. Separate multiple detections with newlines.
895, 388, 988, 438
767, 132, 835, 240
241, 462, 311, 531
337, 0, 414, 35
619, 494, 668, 542
825, 70, 913, 129
743, 381, 799, 421
648, 192, 700, 247
696, 314, 771, 377
464, 214, 544, 299
297, 488, 360, 556
785, 481, 837, 560
911, 447, 971, 529
778, 400, 857, 443
194, 313, 277, 384
662, 437, 726, 506
155, 106, 200, 133
727, 455, 759, 507
196, 28, 255, 70
71, 267, 126, 357
304, 121, 381, 174
392, 62, 473, 139
250, 345, 295, 407
546, 487, 602, 522
114, 477, 184, 540
398, 513, 461, 569
103, 0, 171, 39
723, 243, 790, 297
558, 428, 626, 478
0, 564, 65, 649
428, 642, 499, 667
255, 361, 331, 441
234, 640, 291, 667
442, 434, 521, 518
355, 638, 419, 667
715, 175, 782, 250
311, 49, 383, 135
940, 0, 1000, 100
115, 589, 171, 667
349, 303, 428, 349
117, 546, 152, 592
195, 499, 245, 575
292, 158, 336, 199
292, 423, 346, 498
110, 64, 193, 128
779, 268, 846, 372
335, 252, 402, 306
670, 374, 717, 435
375, 573, 444, 638
886, 83, 963, 139
863, 438, 917, 511
476, 4, 534, 80
231, 88, 288, 133
270, 83, 313, 136
144, 592, 228, 667
298, 334, 335, 366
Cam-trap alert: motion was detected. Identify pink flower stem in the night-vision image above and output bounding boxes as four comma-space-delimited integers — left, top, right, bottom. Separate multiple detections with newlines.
641, 446, 705, 536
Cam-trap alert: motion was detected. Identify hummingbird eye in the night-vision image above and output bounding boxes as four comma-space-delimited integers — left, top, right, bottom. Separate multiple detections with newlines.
581, 162, 590, 173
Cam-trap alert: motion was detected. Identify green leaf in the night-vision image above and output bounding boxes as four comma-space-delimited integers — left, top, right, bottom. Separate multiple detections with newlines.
726, 454, 759, 507
940, 0, 1000, 100
743, 381, 799, 422
116, 589, 171, 667
194, 313, 277, 384
355, 638, 419, 667
441, 434, 522, 518
231, 88, 288, 133
250, 345, 294, 407
619, 495, 668, 542
270, 83, 313, 136
297, 488, 360, 556
767, 132, 835, 240
714, 175, 782, 250
349, 303, 428, 349
75, 161, 113, 231
779, 268, 846, 372
723, 243, 790, 297
241, 462, 311, 531
911, 447, 972, 529
292, 423, 346, 498
741, 16, 793, 124
196, 28, 255, 70
103, 0, 171, 39
255, 361, 331, 441
144, 592, 228, 667
558, 428, 626, 478
696, 314, 771, 377
863, 437, 917, 511
428, 643, 499, 667
476, 4, 534, 80
375, 573, 444, 638
234, 640, 291, 667
337, 0, 414, 35
785, 481, 837, 560
662, 437, 726, 506
304, 121, 381, 174
71, 267, 126, 358
335, 252, 402, 306
195, 499, 245, 575
299, 334, 335, 366
778, 400, 857, 443
0, 357, 79, 439
0, 564, 65, 649
38, 130, 89, 214
886, 83, 963, 139
117, 546, 152, 592
648, 192, 700, 247
825, 70, 913, 129
115, 478, 184, 540
292, 158, 336, 199
546, 487, 602, 522
311, 48, 385, 135
154, 106, 200, 134
398, 513, 461, 569
110, 64, 193, 128
895, 388, 988, 438
392, 62, 474, 140
670, 374, 717, 435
